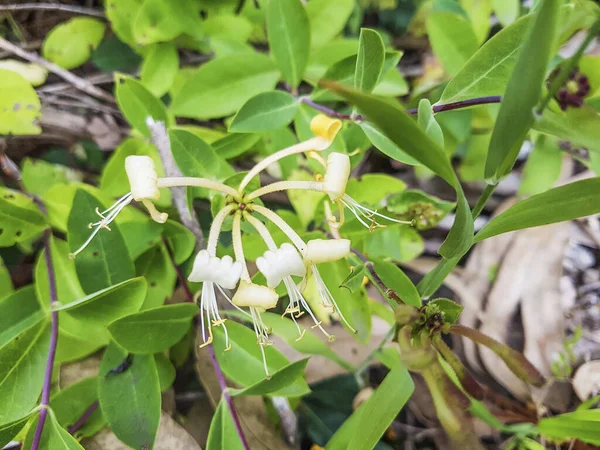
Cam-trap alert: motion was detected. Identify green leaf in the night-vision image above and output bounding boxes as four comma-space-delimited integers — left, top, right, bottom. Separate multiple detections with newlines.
136, 244, 177, 310
485, 0, 562, 182
0, 256, 13, 300
354, 28, 385, 93
132, 0, 202, 45
204, 14, 253, 43
532, 106, 600, 154
230, 358, 310, 396
288, 169, 326, 228
306, 0, 355, 49
417, 256, 462, 298
327, 361, 414, 450
0, 286, 44, 349
50, 377, 104, 438
67, 189, 135, 293
108, 303, 199, 353
492, 0, 520, 26
0, 69, 41, 135
42, 18, 105, 69
438, 14, 533, 104
386, 189, 456, 230
25, 412, 85, 450
53, 278, 147, 326
340, 264, 366, 294
230, 91, 300, 132
115, 74, 172, 138
100, 137, 171, 207
426, 11, 478, 76
162, 219, 196, 264
206, 401, 245, 450
519, 134, 562, 196
140, 42, 179, 97
212, 320, 311, 396
418, 99, 444, 148
0, 414, 31, 448
326, 84, 473, 259
98, 352, 161, 450
360, 122, 420, 166
171, 53, 281, 119
0, 187, 47, 247
267, 0, 310, 88
475, 177, 600, 242
104, 0, 142, 47
461, 0, 492, 44
538, 409, 600, 445
21, 158, 75, 196
212, 133, 261, 160
360, 225, 424, 263
428, 298, 464, 325
155, 352, 176, 391
0, 320, 50, 424
91, 36, 141, 72
371, 259, 421, 307
121, 220, 164, 260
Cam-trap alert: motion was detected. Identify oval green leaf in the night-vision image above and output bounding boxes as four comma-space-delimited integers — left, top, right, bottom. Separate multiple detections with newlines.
230, 91, 300, 132
230, 358, 310, 396
140, 42, 179, 97
0, 187, 47, 247
0, 69, 41, 135
42, 18, 105, 69
354, 28, 385, 93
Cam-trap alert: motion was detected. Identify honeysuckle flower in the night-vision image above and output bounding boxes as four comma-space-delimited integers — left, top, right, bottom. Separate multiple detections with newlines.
255, 243, 306, 288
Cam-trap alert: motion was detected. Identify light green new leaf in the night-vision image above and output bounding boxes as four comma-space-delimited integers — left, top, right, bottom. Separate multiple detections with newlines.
171, 53, 280, 119
104, 0, 142, 47
267, 0, 310, 88
460, 0, 492, 43
386, 189, 456, 230
230, 91, 300, 132
340, 264, 366, 294
475, 177, 600, 242
418, 99, 444, 148
0, 69, 41, 135
204, 14, 253, 43
53, 278, 147, 326
206, 401, 245, 450
426, 11, 478, 76
0, 59, 48, 86
327, 84, 473, 259
354, 29, 385, 93
326, 361, 414, 450
67, 189, 135, 293
0, 320, 50, 424
371, 259, 421, 307
212, 320, 310, 397
0, 187, 47, 247
492, 0, 520, 26
0, 414, 31, 449
21, 158, 77, 196
25, 412, 85, 450
306, 0, 355, 48
360, 122, 420, 166
519, 134, 562, 196
42, 18, 105, 69
538, 409, 600, 445
231, 359, 310, 396
0, 285, 44, 349
115, 74, 172, 138
98, 351, 161, 450
108, 303, 199, 354
155, 353, 176, 391
485, 0, 561, 182
438, 14, 533, 104
132, 0, 202, 45
140, 42, 179, 97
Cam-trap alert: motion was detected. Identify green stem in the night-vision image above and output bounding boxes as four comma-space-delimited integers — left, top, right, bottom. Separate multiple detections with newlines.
471, 183, 496, 220
536, 19, 600, 115
353, 326, 396, 388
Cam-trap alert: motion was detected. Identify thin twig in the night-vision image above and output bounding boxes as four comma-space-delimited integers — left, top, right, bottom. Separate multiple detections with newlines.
351, 248, 403, 305
0, 37, 115, 104
163, 238, 251, 450
301, 95, 503, 121
31, 227, 59, 450
68, 402, 99, 434
0, 3, 105, 18
148, 118, 205, 250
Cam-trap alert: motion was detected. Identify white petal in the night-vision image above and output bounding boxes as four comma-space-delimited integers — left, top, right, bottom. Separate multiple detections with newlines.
280, 243, 306, 278
304, 239, 351, 265
188, 250, 211, 282
232, 281, 279, 311
125, 155, 160, 201
323, 152, 350, 201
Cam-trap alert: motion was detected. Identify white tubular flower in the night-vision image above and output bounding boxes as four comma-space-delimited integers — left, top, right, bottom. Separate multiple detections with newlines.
303, 239, 350, 266
125, 155, 160, 201
256, 243, 306, 288
189, 249, 243, 350
323, 152, 411, 230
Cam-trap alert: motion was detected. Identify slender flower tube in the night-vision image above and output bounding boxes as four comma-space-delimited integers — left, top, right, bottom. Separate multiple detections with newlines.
189, 204, 240, 349
230, 211, 276, 376
70, 156, 238, 258
238, 114, 342, 192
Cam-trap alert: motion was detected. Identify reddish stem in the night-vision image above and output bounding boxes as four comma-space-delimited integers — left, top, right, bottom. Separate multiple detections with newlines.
68, 402, 99, 434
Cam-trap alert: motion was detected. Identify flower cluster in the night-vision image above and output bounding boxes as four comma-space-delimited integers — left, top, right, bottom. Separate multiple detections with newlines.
73, 114, 410, 375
